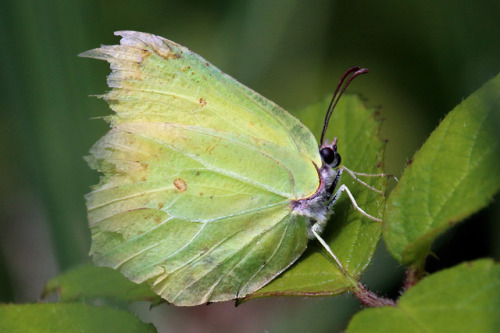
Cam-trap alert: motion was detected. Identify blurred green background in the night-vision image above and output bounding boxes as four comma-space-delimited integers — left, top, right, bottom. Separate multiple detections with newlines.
1, 0, 499, 331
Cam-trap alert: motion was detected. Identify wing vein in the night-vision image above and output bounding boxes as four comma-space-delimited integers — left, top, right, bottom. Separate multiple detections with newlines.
170, 210, 292, 303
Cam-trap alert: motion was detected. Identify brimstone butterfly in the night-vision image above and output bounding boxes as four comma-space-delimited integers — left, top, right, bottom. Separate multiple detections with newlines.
81, 31, 382, 306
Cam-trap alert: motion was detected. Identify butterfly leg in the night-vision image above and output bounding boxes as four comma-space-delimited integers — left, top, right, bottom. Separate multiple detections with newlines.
340, 166, 398, 195
311, 223, 347, 274
328, 184, 382, 223
343, 167, 398, 181
339, 166, 384, 194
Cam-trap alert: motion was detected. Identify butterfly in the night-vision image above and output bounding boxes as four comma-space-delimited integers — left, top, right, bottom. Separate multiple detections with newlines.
81, 31, 383, 306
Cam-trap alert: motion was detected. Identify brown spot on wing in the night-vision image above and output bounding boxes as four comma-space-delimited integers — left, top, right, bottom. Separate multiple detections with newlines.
174, 178, 187, 192
153, 42, 181, 60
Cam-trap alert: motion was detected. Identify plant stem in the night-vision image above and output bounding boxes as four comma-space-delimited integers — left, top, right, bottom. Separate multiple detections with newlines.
353, 282, 397, 307
403, 264, 426, 291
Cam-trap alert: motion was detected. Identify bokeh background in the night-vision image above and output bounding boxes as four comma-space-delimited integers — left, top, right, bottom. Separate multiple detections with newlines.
1, 0, 499, 332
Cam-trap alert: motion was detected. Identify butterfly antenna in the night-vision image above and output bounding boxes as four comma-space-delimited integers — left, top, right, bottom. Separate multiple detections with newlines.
320, 67, 369, 145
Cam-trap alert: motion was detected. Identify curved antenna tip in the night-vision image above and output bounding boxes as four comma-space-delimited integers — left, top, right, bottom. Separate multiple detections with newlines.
320, 67, 369, 144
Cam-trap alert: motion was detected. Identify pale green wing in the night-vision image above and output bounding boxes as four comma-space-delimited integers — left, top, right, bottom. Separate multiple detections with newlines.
82, 31, 320, 305
84, 31, 321, 198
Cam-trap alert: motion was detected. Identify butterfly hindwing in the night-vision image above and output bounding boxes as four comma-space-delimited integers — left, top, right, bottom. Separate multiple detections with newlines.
82, 31, 321, 305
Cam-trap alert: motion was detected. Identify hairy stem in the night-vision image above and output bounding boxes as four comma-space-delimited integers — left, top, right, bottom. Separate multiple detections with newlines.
353, 282, 397, 307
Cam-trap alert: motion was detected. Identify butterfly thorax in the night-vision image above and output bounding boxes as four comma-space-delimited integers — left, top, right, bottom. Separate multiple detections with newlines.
291, 138, 342, 238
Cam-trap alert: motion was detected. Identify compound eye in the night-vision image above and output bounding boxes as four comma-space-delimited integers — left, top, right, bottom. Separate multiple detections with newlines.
320, 147, 334, 164
320, 147, 341, 167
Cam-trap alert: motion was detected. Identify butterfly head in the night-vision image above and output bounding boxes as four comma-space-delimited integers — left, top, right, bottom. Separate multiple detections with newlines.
319, 138, 341, 168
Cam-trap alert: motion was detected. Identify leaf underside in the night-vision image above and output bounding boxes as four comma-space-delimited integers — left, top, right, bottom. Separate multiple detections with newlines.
384, 73, 500, 266
0, 303, 155, 333
346, 259, 500, 333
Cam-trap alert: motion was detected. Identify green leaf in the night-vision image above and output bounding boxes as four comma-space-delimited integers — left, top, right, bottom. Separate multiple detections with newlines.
0, 303, 156, 333
346, 259, 500, 333
43, 264, 161, 304
246, 94, 386, 300
384, 73, 500, 266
